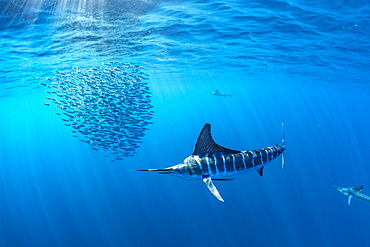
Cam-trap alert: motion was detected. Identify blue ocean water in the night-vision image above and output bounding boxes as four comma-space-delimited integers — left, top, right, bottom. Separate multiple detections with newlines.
1, 0, 370, 246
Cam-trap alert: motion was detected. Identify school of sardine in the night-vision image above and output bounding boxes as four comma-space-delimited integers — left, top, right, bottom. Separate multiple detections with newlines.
39, 61, 154, 161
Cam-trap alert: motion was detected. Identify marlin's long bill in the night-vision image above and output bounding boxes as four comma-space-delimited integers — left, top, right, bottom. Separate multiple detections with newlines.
333, 185, 370, 205
137, 168, 174, 174
138, 123, 285, 202
137, 168, 172, 172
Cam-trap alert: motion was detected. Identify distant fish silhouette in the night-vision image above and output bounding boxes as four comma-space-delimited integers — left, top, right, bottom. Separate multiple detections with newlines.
139, 123, 285, 202
333, 185, 370, 205
211, 89, 232, 97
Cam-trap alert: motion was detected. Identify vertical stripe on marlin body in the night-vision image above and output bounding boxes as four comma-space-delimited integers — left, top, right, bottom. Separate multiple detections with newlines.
138, 123, 285, 202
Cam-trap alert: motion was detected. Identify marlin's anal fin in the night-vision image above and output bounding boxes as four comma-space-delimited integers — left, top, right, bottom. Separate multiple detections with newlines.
256, 167, 264, 177
202, 176, 224, 202
348, 195, 352, 205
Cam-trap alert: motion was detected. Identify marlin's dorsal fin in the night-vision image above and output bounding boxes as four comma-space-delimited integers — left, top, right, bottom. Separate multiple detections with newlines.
353, 186, 364, 191
203, 175, 224, 202
193, 124, 240, 156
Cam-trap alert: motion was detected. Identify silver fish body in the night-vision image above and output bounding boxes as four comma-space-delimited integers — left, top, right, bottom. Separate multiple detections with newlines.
139, 123, 285, 202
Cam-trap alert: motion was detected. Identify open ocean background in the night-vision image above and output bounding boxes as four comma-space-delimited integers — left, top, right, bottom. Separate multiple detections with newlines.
1, 0, 370, 246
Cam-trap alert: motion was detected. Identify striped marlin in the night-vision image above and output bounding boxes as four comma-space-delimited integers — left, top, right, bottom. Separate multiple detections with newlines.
333, 185, 370, 205
139, 123, 285, 202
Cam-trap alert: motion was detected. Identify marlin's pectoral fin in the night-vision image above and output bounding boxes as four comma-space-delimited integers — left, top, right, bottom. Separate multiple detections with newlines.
348, 195, 352, 206
203, 176, 224, 202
